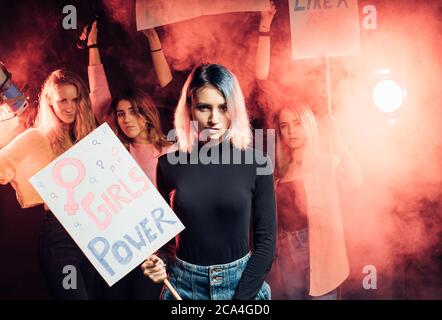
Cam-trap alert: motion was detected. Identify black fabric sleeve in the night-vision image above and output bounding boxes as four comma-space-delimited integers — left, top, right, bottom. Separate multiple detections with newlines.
154, 159, 176, 270
233, 157, 277, 300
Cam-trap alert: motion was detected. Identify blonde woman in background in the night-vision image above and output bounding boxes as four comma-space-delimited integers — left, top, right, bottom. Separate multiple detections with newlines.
269, 105, 363, 299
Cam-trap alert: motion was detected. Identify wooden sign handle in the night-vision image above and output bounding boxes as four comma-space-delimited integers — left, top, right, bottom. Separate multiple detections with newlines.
164, 279, 182, 300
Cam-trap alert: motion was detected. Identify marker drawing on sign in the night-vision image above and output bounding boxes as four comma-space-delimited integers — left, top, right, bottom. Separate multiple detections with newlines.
112, 147, 122, 163
52, 158, 86, 216
81, 166, 150, 230
96, 160, 105, 170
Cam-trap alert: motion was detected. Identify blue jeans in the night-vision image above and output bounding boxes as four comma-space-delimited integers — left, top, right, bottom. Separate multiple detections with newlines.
270, 228, 339, 300
161, 252, 271, 300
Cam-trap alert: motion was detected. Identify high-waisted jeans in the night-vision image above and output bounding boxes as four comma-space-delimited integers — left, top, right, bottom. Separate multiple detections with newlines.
270, 228, 339, 300
161, 252, 271, 300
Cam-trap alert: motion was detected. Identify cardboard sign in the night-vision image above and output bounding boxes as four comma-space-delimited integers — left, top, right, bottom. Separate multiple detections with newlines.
136, 0, 270, 30
288, 0, 360, 59
29, 123, 184, 286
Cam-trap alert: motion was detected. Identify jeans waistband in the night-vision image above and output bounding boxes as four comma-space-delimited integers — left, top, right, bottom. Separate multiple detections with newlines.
174, 252, 251, 275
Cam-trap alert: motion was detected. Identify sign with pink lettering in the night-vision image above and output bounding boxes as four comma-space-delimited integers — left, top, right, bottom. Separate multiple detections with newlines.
288, 0, 360, 59
136, 0, 270, 30
29, 123, 185, 286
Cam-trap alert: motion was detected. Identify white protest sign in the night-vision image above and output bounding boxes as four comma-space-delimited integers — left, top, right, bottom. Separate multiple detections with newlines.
136, 0, 270, 30
29, 123, 184, 286
288, 0, 360, 59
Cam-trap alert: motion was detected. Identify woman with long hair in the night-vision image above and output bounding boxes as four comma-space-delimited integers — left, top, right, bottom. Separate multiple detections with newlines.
0, 69, 97, 299
107, 89, 171, 186
141, 63, 276, 300
269, 105, 363, 299
85, 21, 172, 299
86, 21, 172, 186
37, 70, 96, 155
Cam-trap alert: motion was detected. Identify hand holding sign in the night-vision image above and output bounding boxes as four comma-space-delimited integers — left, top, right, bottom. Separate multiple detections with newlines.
141, 254, 167, 283
136, 0, 270, 30
29, 123, 185, 287
260, 0, 277, 32
142, 255, 182, 300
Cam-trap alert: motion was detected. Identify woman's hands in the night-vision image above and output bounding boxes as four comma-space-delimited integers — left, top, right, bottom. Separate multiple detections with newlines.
79, 20, 98, 47
255, 1, 277, 80
141, 254, 167, 283
260, 0, 277, 32
87, 21, 98, 46
141, 28, 161, 50
140, 28, 173, 87
141, 28, 158, 41
82, 21, 101, 66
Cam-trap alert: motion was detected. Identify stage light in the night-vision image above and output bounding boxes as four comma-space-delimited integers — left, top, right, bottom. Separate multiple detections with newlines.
372, 69, 406, 113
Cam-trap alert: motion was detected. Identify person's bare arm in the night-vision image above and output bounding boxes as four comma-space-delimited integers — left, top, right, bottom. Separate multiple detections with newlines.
82, 21, 112, 123
142, 28, 173, 88
83, 21, 101, 66
255, 1, 277, 80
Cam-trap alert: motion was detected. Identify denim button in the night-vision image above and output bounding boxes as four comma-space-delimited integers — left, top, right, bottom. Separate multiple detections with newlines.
168, 253, 251, 299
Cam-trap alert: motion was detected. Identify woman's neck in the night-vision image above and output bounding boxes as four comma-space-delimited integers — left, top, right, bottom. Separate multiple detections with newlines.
133, 129, 151, 144
62, 124, 73, 142
198, 137, 224, 147
279, 147, 305, 181
61, 122, 71, 131
290, 146, 304, 160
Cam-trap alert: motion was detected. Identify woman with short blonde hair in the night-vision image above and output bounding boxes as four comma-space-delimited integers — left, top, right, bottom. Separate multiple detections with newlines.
142, 63, 276, 300
174, 63, 252, 153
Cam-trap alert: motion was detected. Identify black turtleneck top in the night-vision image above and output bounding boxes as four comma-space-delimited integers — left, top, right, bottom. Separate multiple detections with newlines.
156, 143, 276, 300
